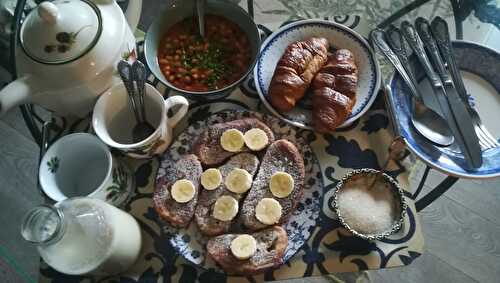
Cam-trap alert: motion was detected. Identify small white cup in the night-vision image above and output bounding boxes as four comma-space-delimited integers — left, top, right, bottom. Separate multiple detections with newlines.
39, 133, 134, 207
92, 82, 189, 158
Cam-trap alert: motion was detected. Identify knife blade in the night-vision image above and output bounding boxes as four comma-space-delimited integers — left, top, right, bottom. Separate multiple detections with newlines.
401, 20, 482, 169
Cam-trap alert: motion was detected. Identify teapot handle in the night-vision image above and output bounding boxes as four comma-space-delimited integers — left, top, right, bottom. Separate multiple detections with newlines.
124, 0, 142, 33
0, 75, 37, 117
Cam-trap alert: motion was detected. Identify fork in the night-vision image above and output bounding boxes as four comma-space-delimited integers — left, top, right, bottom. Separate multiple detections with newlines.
427, 17, 499, 150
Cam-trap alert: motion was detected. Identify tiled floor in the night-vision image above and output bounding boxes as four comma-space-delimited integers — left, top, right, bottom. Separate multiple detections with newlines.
0, 108, 499, 283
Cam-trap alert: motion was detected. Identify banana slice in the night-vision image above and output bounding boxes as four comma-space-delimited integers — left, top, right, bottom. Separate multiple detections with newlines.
230, 234, 257, 260
243, 128, 269, 151
255, 198, 282, 225
225, 168, 253, 194
201, 168, 222, 190
269, 172, 294, 198
220, 129, 245, 152
213, 195, 239, 221
171, 179, 196, 203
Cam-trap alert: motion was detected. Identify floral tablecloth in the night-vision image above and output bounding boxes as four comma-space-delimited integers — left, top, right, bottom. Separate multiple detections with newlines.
39, 84, 424, 283
39, 0, 500, 281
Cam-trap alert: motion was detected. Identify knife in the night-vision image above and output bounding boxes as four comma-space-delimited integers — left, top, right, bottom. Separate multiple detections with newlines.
430, 17, 470, 107
401, 20, 482, 169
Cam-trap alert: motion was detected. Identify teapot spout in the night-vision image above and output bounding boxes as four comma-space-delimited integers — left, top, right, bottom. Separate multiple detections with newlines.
0, 76, 35, 117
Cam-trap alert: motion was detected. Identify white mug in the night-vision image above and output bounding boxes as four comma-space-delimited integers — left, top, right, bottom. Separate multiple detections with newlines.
39, 133, 134, 207
92, 82, 189, 158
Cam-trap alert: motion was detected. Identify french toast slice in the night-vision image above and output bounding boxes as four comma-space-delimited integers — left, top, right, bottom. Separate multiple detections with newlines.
153, 154, 203, 227
195, 153, 260, 236
206, 226, 288, 274
240, 140, 305, 230
193, 118, 275, 166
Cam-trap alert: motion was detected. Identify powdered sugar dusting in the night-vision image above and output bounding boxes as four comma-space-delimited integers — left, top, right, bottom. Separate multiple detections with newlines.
153, 154, 203, 226
207, 227, 282, 271
194, 118, 275, 166
158, 110, 322, 270
195, 153, 260, 235
241, 139, 305, 230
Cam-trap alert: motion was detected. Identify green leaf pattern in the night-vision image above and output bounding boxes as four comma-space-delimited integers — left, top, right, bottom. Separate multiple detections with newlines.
47, 157, 59, 174
105, 165, 129, 202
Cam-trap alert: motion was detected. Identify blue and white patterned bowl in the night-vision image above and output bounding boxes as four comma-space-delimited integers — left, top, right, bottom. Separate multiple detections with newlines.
254, 19, 381, 130
386, 40, 500, 178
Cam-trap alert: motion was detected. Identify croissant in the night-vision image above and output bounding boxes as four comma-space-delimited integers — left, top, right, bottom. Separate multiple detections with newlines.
268, 37, 329, 112
311, 49, 358, 133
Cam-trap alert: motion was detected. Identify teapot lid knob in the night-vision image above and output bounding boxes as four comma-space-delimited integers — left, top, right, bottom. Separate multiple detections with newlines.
38, 2, 59, 25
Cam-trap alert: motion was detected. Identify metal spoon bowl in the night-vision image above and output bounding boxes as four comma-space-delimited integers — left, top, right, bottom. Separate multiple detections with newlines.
411, 99, 454, 146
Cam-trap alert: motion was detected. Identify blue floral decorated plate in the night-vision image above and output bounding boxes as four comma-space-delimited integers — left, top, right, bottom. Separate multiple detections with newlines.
254, 19, 381, 130
386, 40, 500, 178
155, 110, 323, 271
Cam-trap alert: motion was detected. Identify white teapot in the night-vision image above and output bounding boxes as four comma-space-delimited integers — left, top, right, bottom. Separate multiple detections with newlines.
0, 0, 142, 117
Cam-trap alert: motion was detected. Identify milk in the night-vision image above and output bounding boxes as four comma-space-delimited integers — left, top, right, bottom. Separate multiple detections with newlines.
33, 198, 141, 275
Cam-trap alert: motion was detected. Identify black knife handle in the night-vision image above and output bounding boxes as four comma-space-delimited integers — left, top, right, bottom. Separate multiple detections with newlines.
400, 21, 442, 88
386, 25, 417, 83
415, 17, 450, 83
431, 16, 469, 102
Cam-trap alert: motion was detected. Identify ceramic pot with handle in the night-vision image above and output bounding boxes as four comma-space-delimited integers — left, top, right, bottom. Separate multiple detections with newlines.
0, 0, 142, 118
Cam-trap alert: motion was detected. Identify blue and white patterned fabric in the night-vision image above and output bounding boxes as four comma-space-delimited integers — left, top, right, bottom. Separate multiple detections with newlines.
38, 0, 500, 280
39, 17, 424, 282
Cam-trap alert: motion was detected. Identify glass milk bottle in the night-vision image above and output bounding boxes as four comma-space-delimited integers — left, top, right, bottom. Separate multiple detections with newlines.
21, 197, 142, 276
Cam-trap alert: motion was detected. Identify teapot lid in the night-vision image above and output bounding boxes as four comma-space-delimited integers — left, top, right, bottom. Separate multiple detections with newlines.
20, 0, 102, 65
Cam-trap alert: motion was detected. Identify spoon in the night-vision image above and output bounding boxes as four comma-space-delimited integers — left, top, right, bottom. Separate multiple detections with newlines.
117, 60, 155, 143
131, 61, 156, 142
117, 60, 141, 122
195, 0, 206, 37
370, 29, 454, 147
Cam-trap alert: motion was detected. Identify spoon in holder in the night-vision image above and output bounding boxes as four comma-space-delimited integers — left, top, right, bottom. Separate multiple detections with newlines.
117, 60, 155, 143
131, 61, 156, 142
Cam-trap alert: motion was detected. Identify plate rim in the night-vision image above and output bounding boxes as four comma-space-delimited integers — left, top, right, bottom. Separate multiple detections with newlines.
387, 40, 500, 179
253, 18, 381, 130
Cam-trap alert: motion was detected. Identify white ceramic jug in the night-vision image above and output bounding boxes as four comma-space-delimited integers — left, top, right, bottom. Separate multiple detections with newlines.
0, 0, 142, 117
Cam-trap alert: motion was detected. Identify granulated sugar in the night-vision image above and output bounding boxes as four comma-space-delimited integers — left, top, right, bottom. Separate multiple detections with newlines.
337, 174, 400, 235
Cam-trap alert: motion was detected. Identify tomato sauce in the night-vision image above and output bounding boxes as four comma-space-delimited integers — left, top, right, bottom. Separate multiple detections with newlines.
158, 15, 251, 92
